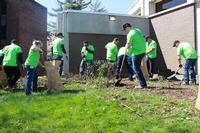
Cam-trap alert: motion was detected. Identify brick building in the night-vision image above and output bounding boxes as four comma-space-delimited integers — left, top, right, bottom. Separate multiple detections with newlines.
0, 0, 47, 57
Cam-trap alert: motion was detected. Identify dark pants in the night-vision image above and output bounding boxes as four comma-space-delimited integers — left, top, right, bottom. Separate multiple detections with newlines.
184, 59, 197, 84
25, 66, 38, 95
4, 66, 21, 88
115, 55, 134, 80
79, 59, 93, 76
52, 54, 63, 76
146, 57, 156, 78
132, 53, 147, 87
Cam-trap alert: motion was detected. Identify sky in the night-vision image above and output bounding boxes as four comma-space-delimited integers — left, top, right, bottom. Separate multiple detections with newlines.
35, 0, 135, 22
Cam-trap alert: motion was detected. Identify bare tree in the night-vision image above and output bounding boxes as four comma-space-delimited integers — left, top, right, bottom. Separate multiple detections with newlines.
89, 0, 107, 12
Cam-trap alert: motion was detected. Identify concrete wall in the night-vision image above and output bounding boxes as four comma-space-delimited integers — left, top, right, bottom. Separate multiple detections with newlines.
65, 11, 149, 35
149, 3, 196, 75
196, 2, 200, 74
58, 11, 149, 74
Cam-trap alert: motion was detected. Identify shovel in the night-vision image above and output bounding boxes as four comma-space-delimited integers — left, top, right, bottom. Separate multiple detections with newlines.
114, 47, 128, 86
167, 67, 181, 80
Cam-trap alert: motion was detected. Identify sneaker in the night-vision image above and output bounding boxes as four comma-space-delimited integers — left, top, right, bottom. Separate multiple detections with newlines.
4, 86, 12, 91
190, 81, 197, 85
134, 85, 147, 89
182, 82, 189, 85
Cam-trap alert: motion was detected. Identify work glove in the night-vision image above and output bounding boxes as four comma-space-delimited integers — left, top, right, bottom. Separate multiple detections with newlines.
179, 64, 183, 68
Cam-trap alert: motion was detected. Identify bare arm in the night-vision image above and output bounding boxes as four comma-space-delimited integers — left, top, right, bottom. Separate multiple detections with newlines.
146, 48, 155, 55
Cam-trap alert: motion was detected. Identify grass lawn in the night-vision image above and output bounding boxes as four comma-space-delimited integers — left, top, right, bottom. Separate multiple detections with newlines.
0, 82, 200, 133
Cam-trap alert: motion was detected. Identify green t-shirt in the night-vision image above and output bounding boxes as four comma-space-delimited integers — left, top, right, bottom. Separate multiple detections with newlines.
81, 44, 94, 61
177, 42, 198, 59
105, 42, 118, 61
117, 47, 132, 57
2, 43, 22, 66
53, 38, 64, 56
146, 40, 157, 59
25, 45, 41, 68
127, 28, 146, 56
126, 48, 132, 56
0, 50, 2, 57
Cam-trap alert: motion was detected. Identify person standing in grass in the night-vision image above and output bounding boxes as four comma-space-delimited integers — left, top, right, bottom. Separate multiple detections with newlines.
79, 41, 95, 76
1, 39, 23, 91
115, 46, 135, 81
123, 23, 147, 89
105, 38, 119, 79
24, 40, 44, 95
145, 36, 157, 78
173, 40, 198, 85
52, 33, 66, 76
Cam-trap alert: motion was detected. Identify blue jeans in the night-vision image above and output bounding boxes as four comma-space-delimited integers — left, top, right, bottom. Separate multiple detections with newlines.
132, 53, 147, 87
52, 54, 63, 76
25, 66, 38, 95
146, 57, 156, 78
79, 59, 93, 75
184, 59, 197, 84
115, 55, 134, 80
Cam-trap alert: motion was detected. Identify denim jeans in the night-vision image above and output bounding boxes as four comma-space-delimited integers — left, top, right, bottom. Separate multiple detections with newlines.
25, 66, 38, 95
132, 53, 147, 87
115, 55, 134, 80
146, 57, 156, 78
52, 54, 63, 76
79, 59, 93, 76
184, 59, 197, 84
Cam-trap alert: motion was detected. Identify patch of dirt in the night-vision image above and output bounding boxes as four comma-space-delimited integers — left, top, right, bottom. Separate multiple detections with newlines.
119, 79, 198, 103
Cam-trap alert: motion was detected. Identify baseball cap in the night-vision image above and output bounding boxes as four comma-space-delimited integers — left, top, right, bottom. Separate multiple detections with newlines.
122, 23, 132, 31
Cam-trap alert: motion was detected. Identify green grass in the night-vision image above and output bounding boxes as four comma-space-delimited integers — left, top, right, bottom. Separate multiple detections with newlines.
0, 83, 200, 133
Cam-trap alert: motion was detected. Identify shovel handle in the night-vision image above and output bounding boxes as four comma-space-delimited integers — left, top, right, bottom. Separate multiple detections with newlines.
119, 46, 128, 74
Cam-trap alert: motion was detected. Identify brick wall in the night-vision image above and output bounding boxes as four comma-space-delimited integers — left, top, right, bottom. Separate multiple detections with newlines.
6, 0, 47, 58
149, 3, 196, 76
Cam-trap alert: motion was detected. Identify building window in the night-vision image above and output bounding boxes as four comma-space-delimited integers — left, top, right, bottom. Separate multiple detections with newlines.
156, 0, 187, 13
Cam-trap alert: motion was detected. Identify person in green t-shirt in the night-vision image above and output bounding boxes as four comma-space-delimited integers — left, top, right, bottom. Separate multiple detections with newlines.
105, 38, 119, 79
105, 38, 119, 62
173, 40, 198, 85
79, 41, 95, 76
24, 40, 44, 95
145, 36, 157, 78
52, 33, 66, 76
1, 39, 23, 91
123, 23, 147, 89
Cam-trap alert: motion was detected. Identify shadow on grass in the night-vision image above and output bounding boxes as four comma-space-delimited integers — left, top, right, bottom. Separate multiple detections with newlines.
62, 89, 85, 94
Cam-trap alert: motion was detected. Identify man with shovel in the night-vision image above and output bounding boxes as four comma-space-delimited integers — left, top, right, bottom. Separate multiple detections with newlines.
122, 23, 147, 89
173, 40, 198, 85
